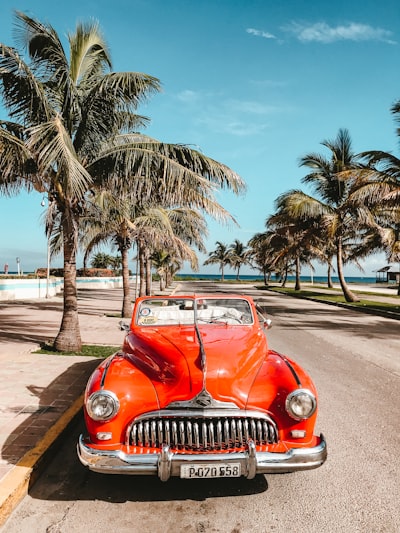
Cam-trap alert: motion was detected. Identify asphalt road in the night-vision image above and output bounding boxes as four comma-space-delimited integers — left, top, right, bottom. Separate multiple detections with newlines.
3, 282, 400, 533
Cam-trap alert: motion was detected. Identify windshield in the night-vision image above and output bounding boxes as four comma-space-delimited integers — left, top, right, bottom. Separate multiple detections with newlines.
135, 297, 254, 326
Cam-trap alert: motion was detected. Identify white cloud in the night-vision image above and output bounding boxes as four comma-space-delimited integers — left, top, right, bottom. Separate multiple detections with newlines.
284, 21, 396, 44
176, 89, 201, 102
172, 91, 288, 137
227, 99, 281, 115
246, 28, 276, 40
194, 97, 288, 136
196, 115, 268, 137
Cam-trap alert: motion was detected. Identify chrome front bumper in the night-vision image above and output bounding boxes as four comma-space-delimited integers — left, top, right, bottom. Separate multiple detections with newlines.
77, 434, 327, 481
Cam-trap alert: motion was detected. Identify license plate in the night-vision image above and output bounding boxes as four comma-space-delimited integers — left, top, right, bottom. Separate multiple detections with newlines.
180, 463, 241, 479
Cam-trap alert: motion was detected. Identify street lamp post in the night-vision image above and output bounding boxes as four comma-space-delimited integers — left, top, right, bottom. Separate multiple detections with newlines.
46, 237, 50, 298
41, 196, 51, 298
16, 257, 20, 276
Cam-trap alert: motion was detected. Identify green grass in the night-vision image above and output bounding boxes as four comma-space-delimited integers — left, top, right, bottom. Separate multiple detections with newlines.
267, 287, 400, 316
34, 344, 120, 357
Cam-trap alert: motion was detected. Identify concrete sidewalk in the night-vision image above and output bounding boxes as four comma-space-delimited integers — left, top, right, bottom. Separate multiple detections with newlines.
0, 284, 176, 526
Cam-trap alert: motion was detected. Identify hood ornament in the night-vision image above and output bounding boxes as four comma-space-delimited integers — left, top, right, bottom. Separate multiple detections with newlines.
167, 389, 239, 410
191, 389, 214, 407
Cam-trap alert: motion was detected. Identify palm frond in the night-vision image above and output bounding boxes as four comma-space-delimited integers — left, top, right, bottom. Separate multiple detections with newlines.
27, 115, 92, 199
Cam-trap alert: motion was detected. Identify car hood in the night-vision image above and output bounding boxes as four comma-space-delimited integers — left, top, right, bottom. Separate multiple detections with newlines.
124, 325, 268, 409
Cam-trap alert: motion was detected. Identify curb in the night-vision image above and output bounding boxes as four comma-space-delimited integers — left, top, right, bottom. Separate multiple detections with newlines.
0, 394, 84, 527
0, 284, 180, 526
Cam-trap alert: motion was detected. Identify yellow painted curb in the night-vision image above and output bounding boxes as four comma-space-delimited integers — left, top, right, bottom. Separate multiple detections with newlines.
0, 393, 84, 527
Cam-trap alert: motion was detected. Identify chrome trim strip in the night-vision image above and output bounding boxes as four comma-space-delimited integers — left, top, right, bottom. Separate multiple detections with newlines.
131, 408, 272, 420
277, 353, 302, 387
100, 355, 118, 389
77, 434, 327, 480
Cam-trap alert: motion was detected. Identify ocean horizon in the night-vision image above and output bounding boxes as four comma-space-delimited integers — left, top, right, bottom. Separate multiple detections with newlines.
4, 271, 390, 286
177, 273, 380, 284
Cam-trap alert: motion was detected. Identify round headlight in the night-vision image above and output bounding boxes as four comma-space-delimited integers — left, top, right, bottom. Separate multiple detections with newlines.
86, 391, 120, 421
285, 389, 316, 420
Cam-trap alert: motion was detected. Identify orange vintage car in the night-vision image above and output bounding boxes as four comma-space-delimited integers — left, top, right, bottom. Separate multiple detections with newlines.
77, 294, 327, 480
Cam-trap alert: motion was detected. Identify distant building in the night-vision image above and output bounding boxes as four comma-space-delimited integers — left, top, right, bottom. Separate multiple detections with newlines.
375, 265, 400, 284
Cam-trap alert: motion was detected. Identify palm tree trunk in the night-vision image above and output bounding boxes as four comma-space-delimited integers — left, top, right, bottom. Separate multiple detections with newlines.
145, 259, 152, 295
54, 214, 82, 352
220, 264, 224, 282
327, 262, 333, 288
336, 237, 359, 302
294, 256, 301, 291
121, 247, 131, 318
159, 271, 165, 291
281, 265, 288, 287
138, 247, 146, 297
397, 267, 400, 296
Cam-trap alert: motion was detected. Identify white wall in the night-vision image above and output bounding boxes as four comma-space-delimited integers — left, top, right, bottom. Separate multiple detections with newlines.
0, 276, 136, 301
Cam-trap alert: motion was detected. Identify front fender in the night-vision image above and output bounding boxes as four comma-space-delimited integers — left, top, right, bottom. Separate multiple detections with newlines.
84, 354, 160, 444
246, 350, 319, 444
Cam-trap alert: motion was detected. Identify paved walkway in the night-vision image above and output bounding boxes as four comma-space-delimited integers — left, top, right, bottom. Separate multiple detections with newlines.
0, 284, 176, 526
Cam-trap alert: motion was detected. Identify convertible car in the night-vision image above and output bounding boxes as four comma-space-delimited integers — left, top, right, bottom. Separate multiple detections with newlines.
77, 294, 327, 480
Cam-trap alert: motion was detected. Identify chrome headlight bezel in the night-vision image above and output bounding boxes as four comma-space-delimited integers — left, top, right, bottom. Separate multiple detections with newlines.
86, 390, 120, 422
285, 389, 317, 421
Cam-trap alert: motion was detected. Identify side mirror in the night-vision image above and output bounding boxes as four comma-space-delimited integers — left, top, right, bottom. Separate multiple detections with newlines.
264, 318, 272, 329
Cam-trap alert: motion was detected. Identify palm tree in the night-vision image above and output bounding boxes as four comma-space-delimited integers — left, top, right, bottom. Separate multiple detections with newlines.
356, 93, 400, 281
284, 128, 369, 302
355, 150, 400, 294
228, 239, 251, 280
0, 12, 246, 349
247, 232, 277, 284
266, 208, 324, 291
133, 207, 204, 298
204, 241, 232, 281
90, 252, 115, 269
0, 12, 160, 350
151, 250, 173, 292
82, 190, 207, 315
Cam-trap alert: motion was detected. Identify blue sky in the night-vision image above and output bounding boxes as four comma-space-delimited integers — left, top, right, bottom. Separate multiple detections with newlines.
0, 0, 399, 276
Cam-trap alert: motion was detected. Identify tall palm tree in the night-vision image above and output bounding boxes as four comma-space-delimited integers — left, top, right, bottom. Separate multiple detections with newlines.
133, 207, 204, 298
0, 12, 160, 350
0, 12, 245, 349
356, 93, 400, 276
355, 150, 400, 294
82, 191, 206, 315
283, 128, 369, 302
204, 241, 232, 281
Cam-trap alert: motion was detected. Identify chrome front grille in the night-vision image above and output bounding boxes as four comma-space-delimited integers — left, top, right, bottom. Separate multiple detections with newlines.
128, 412, 278, 451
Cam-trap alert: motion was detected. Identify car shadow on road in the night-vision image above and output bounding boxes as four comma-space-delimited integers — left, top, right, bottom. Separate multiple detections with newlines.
27, 414, 269, 502
257, 301, 399, 342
